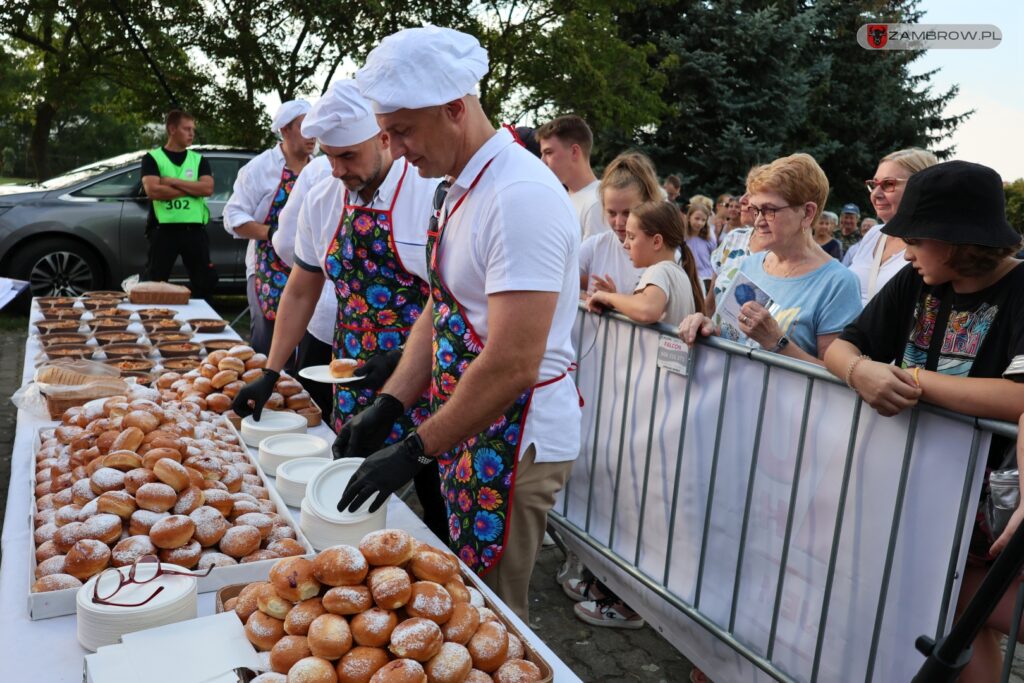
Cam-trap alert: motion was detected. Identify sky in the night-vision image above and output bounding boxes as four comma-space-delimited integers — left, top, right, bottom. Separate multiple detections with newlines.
914, 0, 1024, 180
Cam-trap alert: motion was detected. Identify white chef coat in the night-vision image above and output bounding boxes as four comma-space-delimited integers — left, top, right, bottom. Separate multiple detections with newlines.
579, 230, 644, 295
435, 128, 581, 464
570, 179, 608, 240
272, 155, 337, 345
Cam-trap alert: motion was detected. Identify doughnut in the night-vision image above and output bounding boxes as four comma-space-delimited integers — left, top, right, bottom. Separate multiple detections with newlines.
313, 545, 368, 587
328, 359, 356, 379
270, 557, 321, 602
97, 490, 137, 519
128, 509, 169, 536
64, 539, 111, 579
84, 512, 123, 544
408, 550, 457, 585
53, 521, 89, 553
464, 671, 491, 683
228, 344, 255, 360
197, 551, 238, 570
268, 538, 306, 558
136, 482, 178, 512
286, 392, 312, 410
367, 566, 411, 610
308, 614, 353, 660
368, 660, 426, 683
245, 352, 267, 368
218, 356, 246, 373
284, 598, 327, 636
35, 540, 61, 564
467, 621, 508, 673
335, 646, 389, 683
124, 467, 157, 495
203, 488, 234, 516
55, 504, 83, 527
111, 535, 158, 567
388, 618, 442, 662
32, 574, 83, 593
235, 581, 269, 623
189, 506, 230, 546
243, 549, 281, 563
99, 451, 143, 471
259, 585, 295, 620
173, 486, 205, 515
405, 581, 453, 624
71, 478, 97, 505
246, 610, 286, 651
212, 370, 239, 389
242, 369, 263, 383
322, 585, 373, 616
492, 660, 542, 683
221, 466, 243, 494
276, 379, 303, 397
77, 498, 100, 523
159, 539, 202, 568
220, 525, 262, 558
142, 447, 183, 469
149, 514, 195, 549
123, 410, 160, 434
207, 392, 233, 412
349, 608, 398, 648
359, 529, 414, 566
425, 642, 473, 683
476, 607, 499, 625
445, 579, 471, 605
265, 393, 284, 410
287, 657, 337, 683
235, 512, 274, 539
34, 522, 58, 546
506, 634, 525, 661
35, 554, 67, 578
153, 458, 190, 491
111, 426, 145, 452
271, 635, 312, 674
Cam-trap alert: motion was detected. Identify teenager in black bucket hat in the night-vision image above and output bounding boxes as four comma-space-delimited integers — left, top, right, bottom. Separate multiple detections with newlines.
824, 159, 1023, 680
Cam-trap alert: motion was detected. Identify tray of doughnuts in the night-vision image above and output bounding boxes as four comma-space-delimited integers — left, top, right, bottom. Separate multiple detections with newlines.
27, 396, 316, 620
214, 529, 552, 683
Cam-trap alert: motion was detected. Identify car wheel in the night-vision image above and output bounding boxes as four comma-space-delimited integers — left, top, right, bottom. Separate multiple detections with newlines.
13, 237, 105, 297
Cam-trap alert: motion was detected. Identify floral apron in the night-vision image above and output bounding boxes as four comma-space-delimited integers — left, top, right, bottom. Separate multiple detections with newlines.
323, 161, 431, 437
427, 157, 569, 575
254, 167, 297, 321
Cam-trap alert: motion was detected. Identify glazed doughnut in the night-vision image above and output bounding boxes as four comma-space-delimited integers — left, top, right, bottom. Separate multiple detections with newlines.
492, 659, 542, 683
64, 539, 111, 579
35, 540, 61, 564
287, 657, 337, 683
308, 613, 353, 660
349, 608, 398, 648
159, 539, 202, 568
242, 369, 264, 384
123, 410, 160, 434
467, 621, 508, 673
84, 512, 123, 544
203, 488, 235, 516
245, 610, 286, 651
271, 557, 321, 602
258, 585, 295, 620
148, 514, 195, 549
270, 635, 312, 674
408, 550, 457, 585
284, 598, 328, 636
425, 642, 473, 683
235, 512, 274, 539
55, 504, 83, 527
506, 634, 525, 661
189, 505, 230, 546
228, 344, 255, 361
368, 659, 426, 683
136, 482, 178, 512
212, 370, 239, 389
389, 618, 443, 662
335, 646, 389, 683
220, 525, 262, 558
35, 554, 67, 579
265, 392, 284, 410
153, 458, 190, 491
313, 545, 368, 587
111, 426, 145, 452
128, 509, 169, 536
200, 363, 219, 380
235, 581, 269, 623
124, 467, 157, 495
53, 521, 89, 553
322, 585, 373, 616
206, 393, 233, 413
268, 538, 306, 558
245, 352, 267, 369
111, 535, 158, 567
359, 529, 415, 566
405, 581, 453, 624
367, 566, 412, 610
96, 490, 137, 520
32, 573, 83, 593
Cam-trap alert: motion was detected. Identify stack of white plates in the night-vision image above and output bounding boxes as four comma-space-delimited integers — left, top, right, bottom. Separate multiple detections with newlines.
275, 457, 331, 508
259, 433, 330, 476
240, 410, 307, 448
76, 564, 198, 652
300, 458, 388, 550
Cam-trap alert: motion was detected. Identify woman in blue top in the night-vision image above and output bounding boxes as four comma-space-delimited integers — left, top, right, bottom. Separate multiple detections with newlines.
679, 153, 862, 365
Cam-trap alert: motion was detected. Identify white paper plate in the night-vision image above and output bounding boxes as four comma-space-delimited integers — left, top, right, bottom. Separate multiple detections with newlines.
259, 433, 330, 475
240, 410, 307, 447
306, 458, 381, 523
275, 457, 332, 508
298, 363, 363, 384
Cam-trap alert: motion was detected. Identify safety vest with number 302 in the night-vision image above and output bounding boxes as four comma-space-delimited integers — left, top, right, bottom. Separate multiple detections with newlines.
148, 147, 210, 225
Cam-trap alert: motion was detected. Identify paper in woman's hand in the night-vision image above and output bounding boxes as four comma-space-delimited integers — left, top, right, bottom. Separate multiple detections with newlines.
716, 273, 774, 343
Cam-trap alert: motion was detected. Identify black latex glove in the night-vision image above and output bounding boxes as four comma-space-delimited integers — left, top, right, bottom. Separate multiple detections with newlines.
332, 393, 404, 460
337, 433, 429, 513
350, 349, 403, 391
231, 368, 279, 419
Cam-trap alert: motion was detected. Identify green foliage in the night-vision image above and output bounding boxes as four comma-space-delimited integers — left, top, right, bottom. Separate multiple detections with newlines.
1005, 179, 1024, 235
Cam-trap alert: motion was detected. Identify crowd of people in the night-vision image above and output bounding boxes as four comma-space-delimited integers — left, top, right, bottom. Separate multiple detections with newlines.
137, 24, 1023, 682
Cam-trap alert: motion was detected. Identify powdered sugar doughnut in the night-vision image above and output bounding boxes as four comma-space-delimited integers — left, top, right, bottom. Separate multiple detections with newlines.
350, 608, 397, 648
425, 642, 473, 683
35, 554, 67, 579
189, 505, 230, 546
197, 551, 238, 570
335, 646, 389, 683
83, 512, 122, 544
358, 528, 414, 566
388, 617, 442, 662
64, 538, 111, 579
32, 573, 83, 593
322, 585, 373, 616
367, 566, 411, 610
220, 525, 261, 558
129, 509, 169, 536
159, 538, 202, 568
313, 545, 368, 587
492, 659, 542, 683
286, 656, 336, 682
368, 659, 426, 683
467, 621, 508, 672
405, 581, 453, 624
111, 535, 157, 567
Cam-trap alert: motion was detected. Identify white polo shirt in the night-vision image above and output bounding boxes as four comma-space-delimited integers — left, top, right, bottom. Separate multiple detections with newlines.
435, 128, 581, 463
293, 158, 435, 325
224, 144, 310, 278
272, 155, 337, 345
579, 230, 644, 295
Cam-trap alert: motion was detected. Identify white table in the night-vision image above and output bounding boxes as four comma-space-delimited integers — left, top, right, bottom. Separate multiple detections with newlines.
0, 298, 580, 682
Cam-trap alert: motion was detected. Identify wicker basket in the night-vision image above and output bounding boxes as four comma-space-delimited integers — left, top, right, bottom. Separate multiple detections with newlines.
128, 282, 191, 305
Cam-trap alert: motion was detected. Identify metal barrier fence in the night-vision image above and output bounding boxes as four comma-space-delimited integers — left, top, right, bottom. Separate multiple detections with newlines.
550, 305, 1019, 683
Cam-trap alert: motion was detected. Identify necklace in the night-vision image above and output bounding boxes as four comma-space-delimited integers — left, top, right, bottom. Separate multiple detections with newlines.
767, 253, 811, 279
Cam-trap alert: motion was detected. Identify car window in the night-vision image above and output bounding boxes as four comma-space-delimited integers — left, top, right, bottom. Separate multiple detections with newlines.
207, 158, 242, 202
72, 168, 142, 198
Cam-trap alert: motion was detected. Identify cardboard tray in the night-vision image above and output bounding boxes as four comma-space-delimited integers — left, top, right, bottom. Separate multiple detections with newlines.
27, 418, 315, 620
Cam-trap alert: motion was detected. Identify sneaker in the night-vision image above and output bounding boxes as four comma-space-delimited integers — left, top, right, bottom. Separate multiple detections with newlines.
542, 531, 556, 547
555, 551, 583, 583
573, 598, 645, 629
562, 575, 605, 603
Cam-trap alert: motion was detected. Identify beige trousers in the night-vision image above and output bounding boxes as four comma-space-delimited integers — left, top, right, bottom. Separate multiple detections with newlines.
481, 445, 574, 621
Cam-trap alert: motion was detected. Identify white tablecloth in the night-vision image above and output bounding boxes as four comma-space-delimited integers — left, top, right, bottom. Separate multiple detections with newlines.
0, 298, 579, 682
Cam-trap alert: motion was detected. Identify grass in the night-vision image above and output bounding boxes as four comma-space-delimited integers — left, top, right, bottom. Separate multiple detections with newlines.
0, 177, 31, 185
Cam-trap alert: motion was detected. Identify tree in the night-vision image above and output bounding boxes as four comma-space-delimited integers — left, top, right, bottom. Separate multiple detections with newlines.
1005, 179, 1024, 235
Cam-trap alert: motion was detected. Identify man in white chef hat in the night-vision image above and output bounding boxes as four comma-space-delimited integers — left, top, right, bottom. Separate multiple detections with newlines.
232, 80, 448, 542
337, 26, 582, 619
224, 100, 315, 354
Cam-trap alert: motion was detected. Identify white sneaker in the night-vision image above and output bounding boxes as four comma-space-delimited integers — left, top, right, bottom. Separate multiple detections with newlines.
555, 551, 583, 584
573, 598, 645, 629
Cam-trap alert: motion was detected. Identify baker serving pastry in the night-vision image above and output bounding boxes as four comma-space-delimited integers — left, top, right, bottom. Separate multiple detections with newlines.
232, 80, 447, 540
338, 26, 582, 620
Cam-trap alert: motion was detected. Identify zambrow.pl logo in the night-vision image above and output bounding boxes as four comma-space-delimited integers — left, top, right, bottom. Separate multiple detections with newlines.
858, 24, 1002, 50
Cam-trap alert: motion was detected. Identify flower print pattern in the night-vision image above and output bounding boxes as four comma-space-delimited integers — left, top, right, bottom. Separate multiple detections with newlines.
254, 168, 297, 320
478, 487, 502, 511
473, 449, 503, 483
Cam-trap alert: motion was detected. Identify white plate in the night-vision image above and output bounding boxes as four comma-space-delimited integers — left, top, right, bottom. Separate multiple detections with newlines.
306, 458, 378, 523
298, 364, 364, 384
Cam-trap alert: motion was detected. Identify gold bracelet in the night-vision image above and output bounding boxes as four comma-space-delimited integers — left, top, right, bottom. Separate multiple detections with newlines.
845, 354, 868, 389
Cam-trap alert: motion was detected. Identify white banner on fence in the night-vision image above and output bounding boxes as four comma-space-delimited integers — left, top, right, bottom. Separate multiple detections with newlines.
557, 309, 990, 683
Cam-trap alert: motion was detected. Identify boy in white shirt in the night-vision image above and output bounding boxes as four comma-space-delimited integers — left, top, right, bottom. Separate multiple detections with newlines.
537, 115, 607, 240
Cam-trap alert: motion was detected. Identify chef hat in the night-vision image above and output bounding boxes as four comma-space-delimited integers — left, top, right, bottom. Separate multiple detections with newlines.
356, 26, 489, 114
300, 80, 381, 147
270, 99, 312, 134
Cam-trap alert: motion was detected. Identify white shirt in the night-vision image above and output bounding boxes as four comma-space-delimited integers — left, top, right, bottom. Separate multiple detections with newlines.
569, 180, 607, 240
224, 144, 309, 278
436, 128, 581, 463
273, 155, 337, 345
579, 230, 644, 295
847, 224, 908, 305
634, 260, 696, 327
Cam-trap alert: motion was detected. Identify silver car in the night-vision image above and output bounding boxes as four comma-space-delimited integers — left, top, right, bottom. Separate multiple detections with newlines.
0, 146, 256, 297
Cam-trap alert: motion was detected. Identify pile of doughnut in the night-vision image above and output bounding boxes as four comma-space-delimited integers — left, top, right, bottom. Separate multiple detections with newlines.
231, 529, 544, 683
31, 396, 308, 593
149, 343, 321, 427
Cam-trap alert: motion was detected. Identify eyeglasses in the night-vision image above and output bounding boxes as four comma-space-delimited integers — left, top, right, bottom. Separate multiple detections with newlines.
91, 554, 212, 607
748, 204, 797, 222
427, 179, 451, 237
864, 177, 907, 193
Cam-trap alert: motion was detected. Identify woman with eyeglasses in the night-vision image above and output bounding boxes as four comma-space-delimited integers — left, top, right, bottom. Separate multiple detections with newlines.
678, 153, 862, 365
847, 148, 938, 305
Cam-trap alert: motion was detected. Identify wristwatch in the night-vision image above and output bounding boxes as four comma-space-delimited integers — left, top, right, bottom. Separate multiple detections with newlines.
408, 433, 433, 465
769, 334, 790, 353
